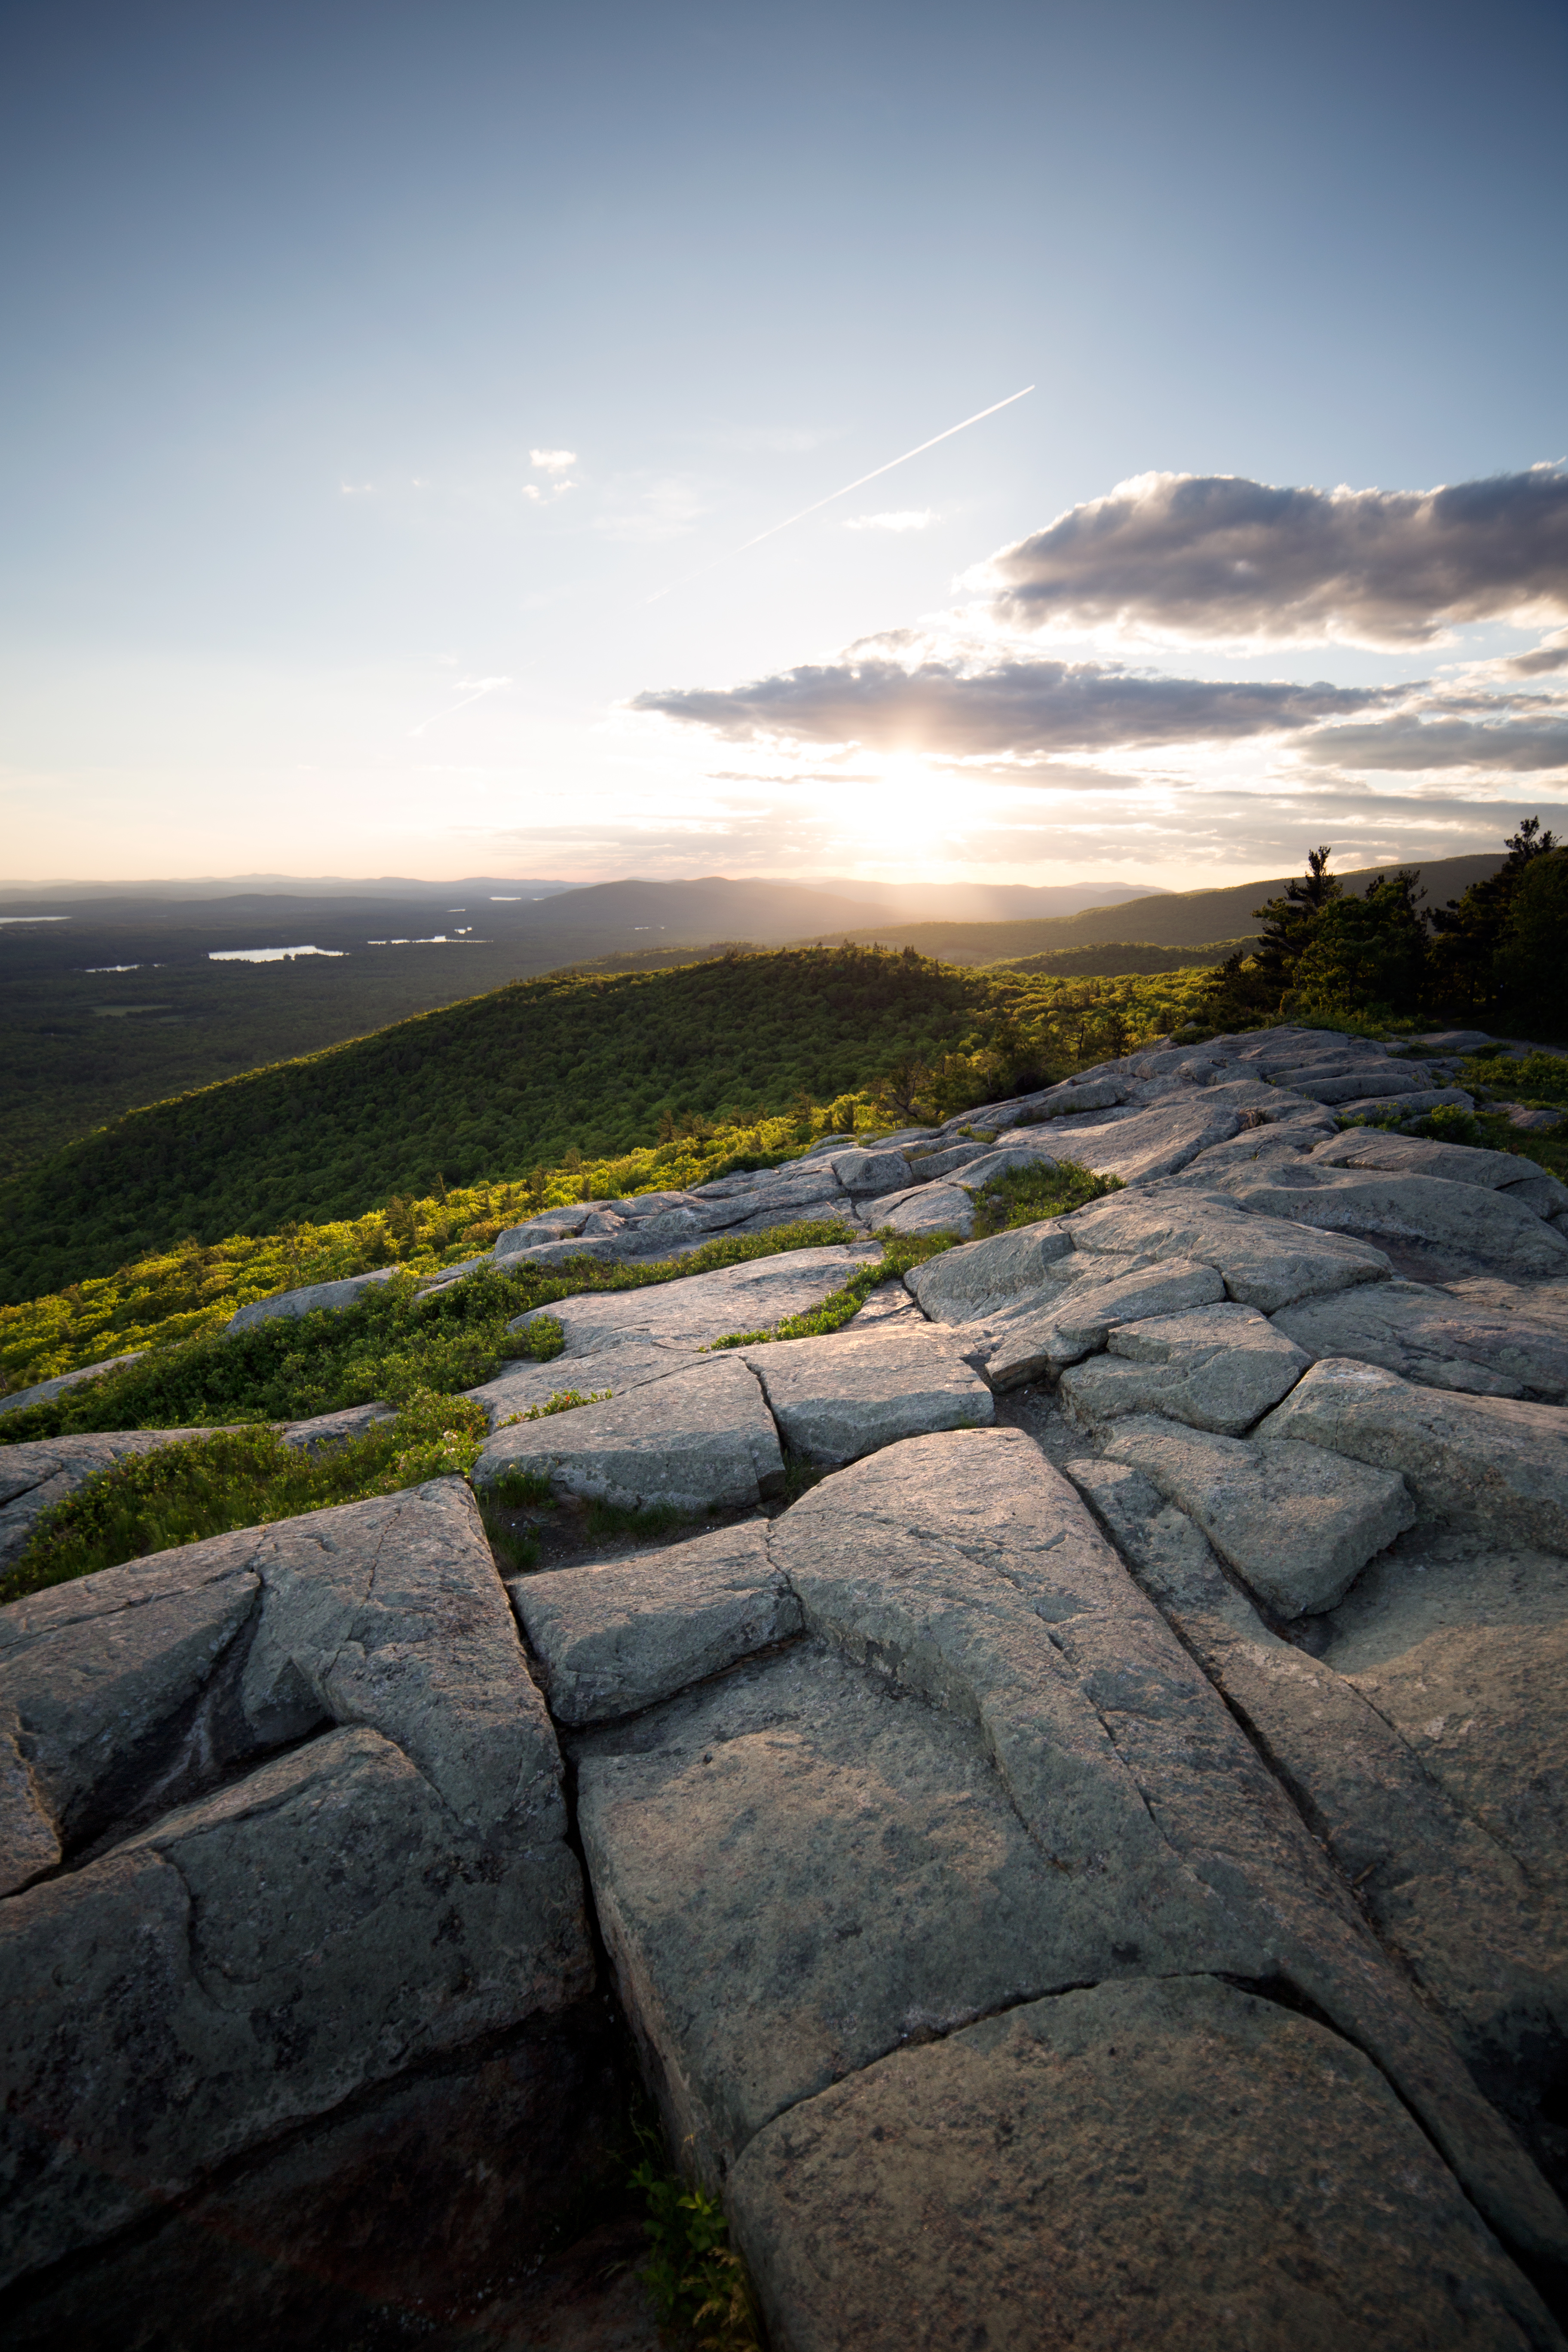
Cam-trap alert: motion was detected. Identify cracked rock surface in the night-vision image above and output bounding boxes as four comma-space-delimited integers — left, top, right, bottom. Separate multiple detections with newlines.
6, 1025, 1568, 2348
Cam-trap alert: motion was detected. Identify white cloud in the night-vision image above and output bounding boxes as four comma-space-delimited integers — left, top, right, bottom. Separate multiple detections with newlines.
845, 509, 937, 533
972, 466, 1568, 649
530, 447, 578, 473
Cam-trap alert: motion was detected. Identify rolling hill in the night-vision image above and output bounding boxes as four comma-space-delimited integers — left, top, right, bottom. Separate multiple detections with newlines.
795, 854, 1505, 964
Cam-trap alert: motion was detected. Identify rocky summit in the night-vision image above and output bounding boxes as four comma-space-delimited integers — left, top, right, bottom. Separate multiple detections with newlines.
4, 1024, 1568, 2349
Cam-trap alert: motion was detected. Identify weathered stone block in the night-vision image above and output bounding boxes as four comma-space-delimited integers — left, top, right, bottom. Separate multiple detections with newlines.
1101, 1416, 1415, 1616
512, 1522, 799, 1725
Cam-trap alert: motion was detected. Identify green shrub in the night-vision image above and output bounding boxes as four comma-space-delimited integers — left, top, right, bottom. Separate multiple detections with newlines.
969, 1159, 1122, 1238
0, 1224, 855, 1442
631, 2128, 760, 2352
1416, 1106, 1485, 1147
0, 1389, 488, 1604
1465, 1050, 1568, 1104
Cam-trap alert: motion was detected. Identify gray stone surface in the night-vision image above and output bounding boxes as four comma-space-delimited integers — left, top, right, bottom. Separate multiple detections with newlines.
1100, 1416, 1415, 1615
579, 1428, 1562, 2263
0, 1546, 260, 1895
1026, 1094, 1241, 1183
827, 1146, 914, 1195
1282, 1059, 1435, 1104
473, 1357, 786, 1513
0, 1353, 145, 1419
978, 1257, 1227, 1388
1221, 1164, 1568, 1277
225, 1267, 398, 1332
1332, 1086, 1478, 1119
906, 1219, 1074, 1322
742, 1326, 994, 1464
1068, 1458, 1568, 2171
508, 1246, 869, 1357
1317, 1533, 1568, 1907
1066, 1188, 1394, 1311
0, 1726, 590, 2291
0, 1478, 591, 2290
511, 1522, 798, 1725
468, 1342, 698, 1429
729, 1975, 1559, 2352
1311, 1130, 1537, 1190
872, 1181, 976, 1237
1274, 1280, 1568, 1401
1257, 1359, 1568, 1552
1059, 1300, 1310, 1434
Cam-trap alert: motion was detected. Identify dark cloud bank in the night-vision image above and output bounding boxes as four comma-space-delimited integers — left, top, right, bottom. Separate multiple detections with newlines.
634, 658, 1391, 755
635, 468, 1568, 778
978, 467, 1568, 646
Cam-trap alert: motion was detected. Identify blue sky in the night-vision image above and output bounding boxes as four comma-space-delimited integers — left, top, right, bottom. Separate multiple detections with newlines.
3, 0, 1566, 887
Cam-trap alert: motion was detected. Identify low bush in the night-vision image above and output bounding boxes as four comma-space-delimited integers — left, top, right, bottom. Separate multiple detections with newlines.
1464, 1050, 1568, 1105
0, 1222, 854, 1442
0, 1389, 489, 1605
969, 1159, 1123, 1238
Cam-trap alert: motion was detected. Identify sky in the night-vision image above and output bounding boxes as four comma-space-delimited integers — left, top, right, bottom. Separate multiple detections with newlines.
3, 0, 1567, 892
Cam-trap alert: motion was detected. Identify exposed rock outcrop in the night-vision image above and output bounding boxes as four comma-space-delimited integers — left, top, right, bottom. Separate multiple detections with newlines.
6, 1025, 1568, 2347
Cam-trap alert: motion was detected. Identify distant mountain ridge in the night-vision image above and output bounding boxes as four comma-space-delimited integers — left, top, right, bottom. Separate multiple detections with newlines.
793, 854, 1507, 964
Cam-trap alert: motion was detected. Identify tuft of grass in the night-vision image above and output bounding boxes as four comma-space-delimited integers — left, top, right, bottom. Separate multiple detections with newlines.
968, 1158, 1123, 1239
499, 1388, 611, 1425
630, 2127, 761, 2352
483, 1464, 557, 1510
0, 1389, 488, 1604
706, 1228, 956, 1350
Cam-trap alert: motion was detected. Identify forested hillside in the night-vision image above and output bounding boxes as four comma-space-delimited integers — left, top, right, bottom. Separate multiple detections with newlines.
0, 945, 1220, 1305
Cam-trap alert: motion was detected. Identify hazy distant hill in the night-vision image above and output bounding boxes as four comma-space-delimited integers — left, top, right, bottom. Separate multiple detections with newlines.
796, 855, 1507, 964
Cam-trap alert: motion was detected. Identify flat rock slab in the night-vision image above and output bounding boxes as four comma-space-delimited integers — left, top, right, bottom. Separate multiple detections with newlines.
0, 1478, 590, 2289
1222, 1166, 1568, 1278
1310, 1130, 1568, 1219
1101, 1416, 1415, 1616
980, 1258, 1228, 1387
741, 1327, 994, 1465
473, 1357, 786, 1513
1274, 1281, 1568, 1402
1067, 1188, 1393, 1312
511, 1522, 799, 1726
906, 1222, 1074, 1322
1066, 1461, 1566, 2136
226, 1267, 397, 1332
1257, 1359, 1568, 1552
1, 1726, 590, 2292
729, 1974, 1556, 2352
874, 1182, 976, 1237
1029, 1095, 1240, 1183
1060, 1301, 1310, 1434
467, 1343, 700, 1429
1280, 1061, 1435, 1104
509, 1246, 871, 1357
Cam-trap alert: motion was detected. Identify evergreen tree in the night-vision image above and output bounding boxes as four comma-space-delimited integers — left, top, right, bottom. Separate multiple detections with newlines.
1251, 845, 1341, 995
1430, 817, 1558, 1014
1289, 870, 1430, 1019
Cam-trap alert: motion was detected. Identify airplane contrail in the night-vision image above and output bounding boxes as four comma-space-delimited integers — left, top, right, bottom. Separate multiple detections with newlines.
408, 677, 512, 737
648, 383, 1035, 603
